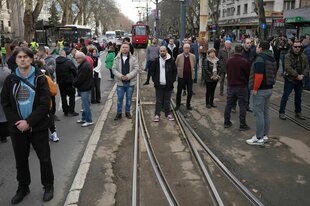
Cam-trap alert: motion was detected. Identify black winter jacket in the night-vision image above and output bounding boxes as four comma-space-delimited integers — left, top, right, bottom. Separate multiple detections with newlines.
55, 56, 77, 85
1, 68, 51, 133
73, 60, 94, 91
151, 56, 177, 90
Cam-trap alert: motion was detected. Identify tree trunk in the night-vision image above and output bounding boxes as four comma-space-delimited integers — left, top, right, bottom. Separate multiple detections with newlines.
23, 0, 43, 42
255, 0, 268, 40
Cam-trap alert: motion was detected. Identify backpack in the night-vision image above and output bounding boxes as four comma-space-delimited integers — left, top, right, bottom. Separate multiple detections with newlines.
45, 75, 57, 96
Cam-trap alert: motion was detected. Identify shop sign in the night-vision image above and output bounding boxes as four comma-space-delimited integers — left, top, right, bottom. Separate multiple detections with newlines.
285, 16, 303, 23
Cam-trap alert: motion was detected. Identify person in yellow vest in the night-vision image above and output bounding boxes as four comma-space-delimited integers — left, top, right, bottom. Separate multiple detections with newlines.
1, 42, 6, 66
58, 38, 64, 49
30, 38, 39, 51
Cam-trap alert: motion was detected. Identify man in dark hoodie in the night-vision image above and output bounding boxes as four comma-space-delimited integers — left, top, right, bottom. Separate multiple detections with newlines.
1, 47, 54, 204
55, 50, 78, 116
73, 51, 94, 127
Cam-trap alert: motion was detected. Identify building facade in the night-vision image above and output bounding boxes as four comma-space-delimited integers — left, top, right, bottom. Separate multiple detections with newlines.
0, 0, 12, 39
215, 0, 302, 39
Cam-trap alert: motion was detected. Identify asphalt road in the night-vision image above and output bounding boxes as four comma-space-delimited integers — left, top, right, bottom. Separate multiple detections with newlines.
0, 53, 114, 206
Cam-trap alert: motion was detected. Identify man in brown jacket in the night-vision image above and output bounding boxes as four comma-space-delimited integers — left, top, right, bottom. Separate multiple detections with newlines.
175, 43, 196, 110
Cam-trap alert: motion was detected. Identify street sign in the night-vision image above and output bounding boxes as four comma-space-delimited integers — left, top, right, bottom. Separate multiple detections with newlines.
261, 23, 267, 29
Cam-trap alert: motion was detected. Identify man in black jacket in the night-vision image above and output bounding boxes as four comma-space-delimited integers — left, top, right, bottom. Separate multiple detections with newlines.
151, 46, 177, 122
1, 47, 54, 204
73, 51, 94, 127
55, 50, 78, 116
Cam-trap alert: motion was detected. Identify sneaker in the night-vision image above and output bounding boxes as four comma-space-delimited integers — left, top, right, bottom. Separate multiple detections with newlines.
263, 135, 269, 142
81, 122, 94, 127
239, 124, 250, 131
210, 104, 217, 108
43, 185, 53, 202
77, 119, 86, 123
279, 113, 286, 120
11, 188, 30, 205
125, 112, 132, 119
231, 108, 236, 113
224, 121, 232, 128
206, 104, 212, 109
246, 136, 264, 145
295, 113, 305, 120
153, 115, 160, 122
167, 114, 174, 121
50, 132, 59, 142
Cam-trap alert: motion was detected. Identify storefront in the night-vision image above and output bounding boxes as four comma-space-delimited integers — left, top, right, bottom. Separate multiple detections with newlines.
284, 8, 310, 38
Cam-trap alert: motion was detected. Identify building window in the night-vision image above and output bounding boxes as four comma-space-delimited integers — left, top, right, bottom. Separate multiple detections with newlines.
222, 9, 225, 17
244, 4, 248, 14
8, 21, 11, 27
237, 5, 241, 15
0, 21, 4, 32
284, 0, 295, 10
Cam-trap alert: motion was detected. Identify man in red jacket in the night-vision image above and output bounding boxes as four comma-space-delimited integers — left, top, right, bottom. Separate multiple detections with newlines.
224, 44, 251, 131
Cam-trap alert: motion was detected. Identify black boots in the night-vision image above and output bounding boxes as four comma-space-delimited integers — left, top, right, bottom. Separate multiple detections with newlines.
43, 185, 54, 202
11, 188, 30, 204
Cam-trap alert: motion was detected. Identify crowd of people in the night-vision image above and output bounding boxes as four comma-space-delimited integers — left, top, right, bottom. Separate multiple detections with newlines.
0, 31, 309, 204
142, 33, 309, 147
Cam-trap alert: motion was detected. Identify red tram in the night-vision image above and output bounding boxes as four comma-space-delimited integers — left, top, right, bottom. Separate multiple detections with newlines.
131, 22, 150, 48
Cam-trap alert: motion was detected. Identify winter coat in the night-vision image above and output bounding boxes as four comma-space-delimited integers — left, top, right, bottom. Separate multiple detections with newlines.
105, 51, 115, 69
0, 67, 10, 122
205, 57, 220, 83
150, 54, 177, 90
73, 60, 94, 91
226, 54, 250, 87
55, 56, 77, 85
175, 53, 196, 79
284, 50, 309, 83
167, 44, 178, 60
218, 47, 234, 73
1, 68, 51, 133
112, 53, 139, 86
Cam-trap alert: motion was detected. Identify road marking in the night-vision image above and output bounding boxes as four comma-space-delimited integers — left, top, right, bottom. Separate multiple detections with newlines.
64, 83, 117, 206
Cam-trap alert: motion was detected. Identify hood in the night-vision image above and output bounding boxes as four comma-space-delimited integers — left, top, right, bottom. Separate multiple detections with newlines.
260, 50, 275, 61
56, 56, 69, 64
207, 56, 219, 63
160, 53, 171, 61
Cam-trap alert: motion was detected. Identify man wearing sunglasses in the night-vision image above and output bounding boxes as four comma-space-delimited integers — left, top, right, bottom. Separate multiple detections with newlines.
279, 40, 309, 120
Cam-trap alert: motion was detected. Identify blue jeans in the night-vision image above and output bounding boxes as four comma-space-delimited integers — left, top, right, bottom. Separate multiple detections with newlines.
117, 82, 134, 113
279, 78, 303, 114
304, 72, 310, 90
80, 90, 92, 122
251, 89, 272, 139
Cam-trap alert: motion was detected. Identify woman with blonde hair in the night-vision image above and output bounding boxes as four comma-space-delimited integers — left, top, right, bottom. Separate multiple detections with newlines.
205, 48, 220, 108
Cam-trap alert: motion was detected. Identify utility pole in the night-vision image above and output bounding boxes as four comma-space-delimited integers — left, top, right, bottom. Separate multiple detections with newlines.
155, 0, 159, 37
199, 0, 208, 51
179, 0, 186, 48
146, 0, 148, 25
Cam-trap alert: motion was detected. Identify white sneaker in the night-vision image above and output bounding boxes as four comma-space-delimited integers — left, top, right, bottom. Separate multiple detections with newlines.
263, 135, 268, 142
50, 132, 59, 142
81, 122, 94, 127
246, 135, 264, 145
167, 114, 174, 121
77, 119, 85, 123
153, 115, 160, 122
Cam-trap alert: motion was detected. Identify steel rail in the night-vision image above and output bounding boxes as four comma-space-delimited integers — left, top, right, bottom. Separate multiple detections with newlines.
269, 102, 310, 119
139, 105, 179, 206
171, 101, 264, 206
172, 107, 224, 206
269, 103, 310, 131
131, 72, 140, 206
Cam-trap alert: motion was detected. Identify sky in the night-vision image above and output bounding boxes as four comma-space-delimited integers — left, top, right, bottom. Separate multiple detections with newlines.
115, 0, 155, 23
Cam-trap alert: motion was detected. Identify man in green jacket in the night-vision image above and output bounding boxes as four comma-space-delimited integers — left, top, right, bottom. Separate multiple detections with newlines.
279, 40, 309, 120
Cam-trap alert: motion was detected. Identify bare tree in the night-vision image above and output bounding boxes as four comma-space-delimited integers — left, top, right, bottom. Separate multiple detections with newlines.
23, 0, 44, 42
254, 0, 267, 40
56, 0, 74, 25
